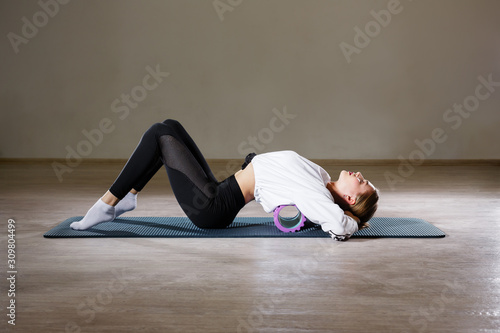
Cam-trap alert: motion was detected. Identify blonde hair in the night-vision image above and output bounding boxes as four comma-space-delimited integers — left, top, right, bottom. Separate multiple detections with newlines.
350, 186, 379, 230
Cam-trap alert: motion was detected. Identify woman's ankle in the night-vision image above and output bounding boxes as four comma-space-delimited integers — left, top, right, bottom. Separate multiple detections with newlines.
101, 190, 120, 206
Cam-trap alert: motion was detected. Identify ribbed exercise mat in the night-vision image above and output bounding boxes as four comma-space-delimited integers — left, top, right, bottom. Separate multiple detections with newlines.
43, 216, 445, 238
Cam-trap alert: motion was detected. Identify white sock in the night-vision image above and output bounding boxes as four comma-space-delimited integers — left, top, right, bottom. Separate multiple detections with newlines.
70, 199, 116, 230
115, 192, 137, 217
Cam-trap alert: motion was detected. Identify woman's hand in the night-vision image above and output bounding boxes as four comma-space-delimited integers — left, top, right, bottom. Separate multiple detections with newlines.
344, 210, 360, 223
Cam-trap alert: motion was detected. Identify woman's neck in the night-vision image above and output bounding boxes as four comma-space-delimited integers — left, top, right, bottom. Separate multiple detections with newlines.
327, 182, 348, 210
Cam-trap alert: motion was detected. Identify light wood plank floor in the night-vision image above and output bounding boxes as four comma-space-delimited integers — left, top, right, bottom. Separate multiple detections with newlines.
1, 161, 499, 333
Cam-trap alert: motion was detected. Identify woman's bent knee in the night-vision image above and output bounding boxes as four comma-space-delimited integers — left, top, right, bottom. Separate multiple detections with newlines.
146, 120, 179, 138
162, 119, 180, 127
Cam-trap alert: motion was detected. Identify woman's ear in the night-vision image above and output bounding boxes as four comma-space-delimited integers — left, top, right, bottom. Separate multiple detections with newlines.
343, 194, 357, 205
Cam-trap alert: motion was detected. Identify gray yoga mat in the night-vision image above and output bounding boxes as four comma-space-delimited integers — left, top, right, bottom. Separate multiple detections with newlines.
43, 216, 445, 238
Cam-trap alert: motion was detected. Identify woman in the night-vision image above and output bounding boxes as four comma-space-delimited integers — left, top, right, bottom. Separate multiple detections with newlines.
71, 119, 379, 241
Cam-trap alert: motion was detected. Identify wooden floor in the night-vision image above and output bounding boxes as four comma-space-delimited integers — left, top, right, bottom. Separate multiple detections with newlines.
1, 160, 499, 333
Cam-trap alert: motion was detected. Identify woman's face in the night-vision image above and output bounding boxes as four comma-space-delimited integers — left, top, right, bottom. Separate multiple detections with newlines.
337, 170, 374, 198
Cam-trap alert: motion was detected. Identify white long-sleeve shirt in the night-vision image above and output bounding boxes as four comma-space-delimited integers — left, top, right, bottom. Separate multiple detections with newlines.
251, 151, 358, 240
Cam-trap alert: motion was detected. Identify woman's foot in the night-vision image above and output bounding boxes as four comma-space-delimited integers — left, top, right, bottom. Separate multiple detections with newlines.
70, 199, 116, 230
114, 192, 137, 217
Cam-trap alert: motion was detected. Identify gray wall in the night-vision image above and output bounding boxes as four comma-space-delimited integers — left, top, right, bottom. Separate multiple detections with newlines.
1, 0, 499, 160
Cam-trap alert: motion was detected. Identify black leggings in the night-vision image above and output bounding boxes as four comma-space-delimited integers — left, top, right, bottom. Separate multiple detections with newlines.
109, 119, 246, 229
